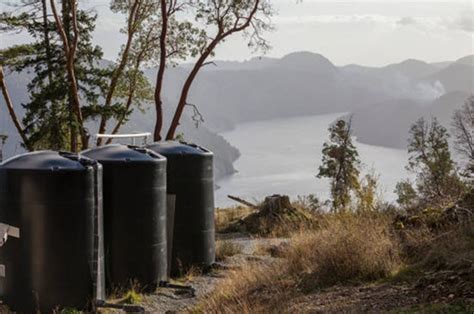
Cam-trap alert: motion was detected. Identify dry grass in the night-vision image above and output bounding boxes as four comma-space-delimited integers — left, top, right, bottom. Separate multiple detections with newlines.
407, 221, 474, 275
220, 205, 317, 237
286, 213, 400, 289
198, 210, 474, 313
215, 240, 244, 261
391, 221, 474, 307
216, 196, 320, 237
196, 212, 401, 312
174, 265, 204, 283
192, 262, 286, 313
215, 206, 255, 232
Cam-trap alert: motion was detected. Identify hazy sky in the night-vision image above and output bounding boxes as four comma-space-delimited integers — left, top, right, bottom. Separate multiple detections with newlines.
1, 0, 473, 66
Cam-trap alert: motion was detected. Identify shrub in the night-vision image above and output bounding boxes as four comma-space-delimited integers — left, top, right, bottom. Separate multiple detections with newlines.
120, 289, 143, 304
216, 240, 244, 261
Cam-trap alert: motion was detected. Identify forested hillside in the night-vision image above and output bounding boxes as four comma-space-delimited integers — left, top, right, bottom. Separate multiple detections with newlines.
3, 52, 472, 174
149, 52, 473, 147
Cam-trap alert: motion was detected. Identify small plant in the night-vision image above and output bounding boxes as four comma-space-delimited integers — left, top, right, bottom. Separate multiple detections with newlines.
216, 240, 244, 261
119, 288, 143, 305
295, 194, 328, 212
174, 265, 203, 283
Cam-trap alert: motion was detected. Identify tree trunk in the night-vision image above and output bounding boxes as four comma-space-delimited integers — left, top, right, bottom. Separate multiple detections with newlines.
153, 0, 168, 142
42, 0, 62, 150
166, 42, 219, 140
55, 0, 86, 151
164, 1, 259, 140
105, 89, 134, 145
0, 66, 31, 151
61, 0, 77, 151
96, 0, 140, 146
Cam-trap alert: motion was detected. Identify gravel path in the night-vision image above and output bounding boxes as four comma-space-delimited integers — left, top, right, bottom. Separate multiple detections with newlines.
104, 233, 287, 313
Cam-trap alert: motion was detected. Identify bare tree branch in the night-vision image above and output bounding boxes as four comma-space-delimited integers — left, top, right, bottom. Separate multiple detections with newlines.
0, 65, 31, 150
97, 0, 141, 145
166, 0, 271, 140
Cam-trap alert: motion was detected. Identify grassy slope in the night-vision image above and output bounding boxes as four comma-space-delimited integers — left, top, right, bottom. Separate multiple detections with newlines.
199, 206, 473, 313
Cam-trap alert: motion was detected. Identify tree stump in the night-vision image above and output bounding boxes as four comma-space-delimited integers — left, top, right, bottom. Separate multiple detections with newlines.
260, 195, 294, 215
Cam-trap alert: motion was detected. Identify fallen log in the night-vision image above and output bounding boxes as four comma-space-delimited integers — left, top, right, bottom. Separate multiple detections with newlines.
227, 195, 258, 209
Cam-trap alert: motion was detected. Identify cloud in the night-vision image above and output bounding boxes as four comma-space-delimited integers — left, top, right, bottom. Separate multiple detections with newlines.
451, 13, 474, 32
273, 14, 448, 31
273, 14, 397, 25
396, 17, 418, 26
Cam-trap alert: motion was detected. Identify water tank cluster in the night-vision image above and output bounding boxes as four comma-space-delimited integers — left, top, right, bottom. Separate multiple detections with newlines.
0, 142, 215, 312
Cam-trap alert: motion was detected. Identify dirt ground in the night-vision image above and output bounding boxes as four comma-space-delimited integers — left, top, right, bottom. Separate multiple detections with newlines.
102, 233, 287, 313
1, 232, 472, 313
124, 234, 473, 313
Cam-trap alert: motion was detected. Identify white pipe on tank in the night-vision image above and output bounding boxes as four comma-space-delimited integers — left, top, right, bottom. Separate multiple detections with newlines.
94, 133, 151, 146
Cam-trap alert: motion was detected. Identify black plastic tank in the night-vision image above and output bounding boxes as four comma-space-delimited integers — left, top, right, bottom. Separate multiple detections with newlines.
82, 144, 167, 292
0, 151, 105, 313
147, 141, 215, 275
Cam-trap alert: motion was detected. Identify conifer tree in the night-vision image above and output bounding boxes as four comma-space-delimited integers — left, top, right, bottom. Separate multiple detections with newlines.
0, 0, 109, 151
318, 118, 360, 212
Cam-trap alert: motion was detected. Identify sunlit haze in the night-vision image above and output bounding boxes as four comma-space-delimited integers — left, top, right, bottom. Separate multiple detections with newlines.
1, 0, 472, 66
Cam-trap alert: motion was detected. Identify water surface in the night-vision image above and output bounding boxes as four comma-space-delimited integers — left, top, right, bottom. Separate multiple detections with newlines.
216, 113, 411, 207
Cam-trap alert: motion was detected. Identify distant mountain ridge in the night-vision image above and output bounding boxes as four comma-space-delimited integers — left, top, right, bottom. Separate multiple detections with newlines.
2, 52, 472, 175
152, 52, 472, 140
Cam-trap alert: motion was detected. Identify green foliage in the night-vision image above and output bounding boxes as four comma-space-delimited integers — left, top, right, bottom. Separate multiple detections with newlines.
174, 133, 185, 141
452, 96, 474, 184
355, 172, 379, 212
192, 0, 274, 53
404, 117, 465, 207
1, 1, 156, 150
296, 194, 326, 212
115, 69, 153, 110
0, 1, 109, 150
395, 180, 418, 211
318, 119, 361, 212
120, 289, 143, 304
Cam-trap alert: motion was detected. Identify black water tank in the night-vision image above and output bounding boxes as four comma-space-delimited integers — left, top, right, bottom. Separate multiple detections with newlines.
0, 151, 105, 313
147, 141, 215, 274
82, 144, 167, 291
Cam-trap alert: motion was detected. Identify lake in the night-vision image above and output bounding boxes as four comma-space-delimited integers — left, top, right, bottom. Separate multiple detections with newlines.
215, 113, 412, 207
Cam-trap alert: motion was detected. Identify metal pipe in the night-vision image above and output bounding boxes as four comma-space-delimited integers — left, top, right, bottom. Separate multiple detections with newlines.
94, 133, 151, 146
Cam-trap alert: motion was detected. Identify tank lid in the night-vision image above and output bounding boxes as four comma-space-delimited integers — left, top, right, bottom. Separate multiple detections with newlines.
148, 141, 212, 156
81, 144, 164, 162
0, 151, 91, 171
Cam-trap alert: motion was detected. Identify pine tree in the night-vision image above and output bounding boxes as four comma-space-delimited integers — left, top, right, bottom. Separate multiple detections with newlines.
0, 0, 109, 150
318, 118, 360, 212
